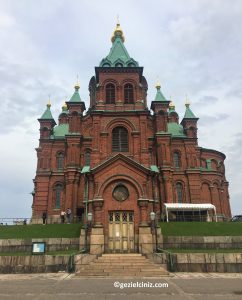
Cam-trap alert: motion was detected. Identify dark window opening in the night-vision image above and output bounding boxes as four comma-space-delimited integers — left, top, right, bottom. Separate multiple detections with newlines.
173, 152, 180, 168
55, 184, 63, 209
124, 83, 134, 104
112, 127, 128, 152
106, 83, 115, 104
84, 151, 91, 166
57, 153, 64, 170
176, 183, 183, 204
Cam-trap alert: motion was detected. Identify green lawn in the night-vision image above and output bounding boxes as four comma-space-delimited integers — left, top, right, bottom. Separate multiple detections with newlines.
166, 248, 242, 253
160, 222, 242, 236
0, 224, 82, 239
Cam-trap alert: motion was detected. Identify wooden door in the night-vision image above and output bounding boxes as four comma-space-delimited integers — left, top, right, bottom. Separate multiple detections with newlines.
108, 211, 134, 252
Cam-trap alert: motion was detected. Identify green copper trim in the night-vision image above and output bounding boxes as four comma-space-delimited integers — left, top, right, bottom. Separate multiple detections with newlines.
81, 166, 90, 173
150, 165, 159, 173
53, 124, 69, 137
183, 103, 198, 119
100, 36, 138, 67
40, 104, 55, 120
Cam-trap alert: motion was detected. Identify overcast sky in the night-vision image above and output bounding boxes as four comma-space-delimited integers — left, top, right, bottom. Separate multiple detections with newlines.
0, 0, 242, 220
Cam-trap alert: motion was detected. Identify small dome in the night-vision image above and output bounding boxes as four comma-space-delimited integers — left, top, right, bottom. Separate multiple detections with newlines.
168, 122, 185, 137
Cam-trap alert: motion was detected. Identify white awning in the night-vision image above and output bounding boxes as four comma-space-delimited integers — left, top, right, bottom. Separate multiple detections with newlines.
164, 203, 216, 210
163, 203, 217, 222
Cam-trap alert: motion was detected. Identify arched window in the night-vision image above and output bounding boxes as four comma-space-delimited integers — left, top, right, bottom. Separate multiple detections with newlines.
54, 184, 63, 209
112, 127, 128, 152
176, 183, 183, 203
84, 151, 91, 166
106, 83, 115, 104
56, 153, 64, 170
173, 152, 180, 168
124, 83, 134, 103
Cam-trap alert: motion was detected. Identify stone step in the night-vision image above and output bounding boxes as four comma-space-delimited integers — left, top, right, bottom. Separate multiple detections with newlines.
90, 261, 154, 267
101, 254, 142, 257
78, 265, 165, 271
75, 253, 169, 277
79, 264, 160, 270
76, 271, 168, 277
96, 258, 147, 262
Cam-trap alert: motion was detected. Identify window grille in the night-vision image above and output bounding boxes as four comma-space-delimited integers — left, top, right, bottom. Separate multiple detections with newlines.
57, 153, 64, 170
124, 83, 134, 103
112, 127, 128, 152
173, 152, 180, 168
176, 183, 183, 203
55, 184, 62, 209
106, 83, 115, 104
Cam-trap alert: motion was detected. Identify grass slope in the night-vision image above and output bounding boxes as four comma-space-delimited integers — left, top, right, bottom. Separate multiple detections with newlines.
160, 222, 242, 236
0, 224, 81, 239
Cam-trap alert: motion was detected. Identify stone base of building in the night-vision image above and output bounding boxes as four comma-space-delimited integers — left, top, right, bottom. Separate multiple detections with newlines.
139, 226, 153, 254
89, 227, 104, 255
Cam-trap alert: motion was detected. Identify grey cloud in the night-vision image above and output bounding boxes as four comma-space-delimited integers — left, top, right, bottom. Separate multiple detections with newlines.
195, 96, 219, 106
198, 114, 229, 126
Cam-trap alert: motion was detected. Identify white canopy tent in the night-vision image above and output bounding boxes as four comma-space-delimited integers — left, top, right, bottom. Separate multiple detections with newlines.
164, 203, 217, 222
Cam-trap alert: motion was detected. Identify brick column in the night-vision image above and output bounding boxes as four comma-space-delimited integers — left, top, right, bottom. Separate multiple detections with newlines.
138, 199, 149, 226
92, 199, 104, 227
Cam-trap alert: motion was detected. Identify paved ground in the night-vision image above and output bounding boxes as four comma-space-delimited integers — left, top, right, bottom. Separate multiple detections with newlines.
0, 273, 242, 299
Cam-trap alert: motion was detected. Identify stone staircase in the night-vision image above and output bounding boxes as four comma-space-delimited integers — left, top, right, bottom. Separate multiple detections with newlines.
76, 253, 168, 277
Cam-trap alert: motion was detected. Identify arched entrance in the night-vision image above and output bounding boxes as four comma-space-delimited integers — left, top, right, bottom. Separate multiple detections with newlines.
101, 178, 141, 253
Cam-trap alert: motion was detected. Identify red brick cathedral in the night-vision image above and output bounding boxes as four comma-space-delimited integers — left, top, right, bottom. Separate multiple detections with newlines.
32, 23, 231, 253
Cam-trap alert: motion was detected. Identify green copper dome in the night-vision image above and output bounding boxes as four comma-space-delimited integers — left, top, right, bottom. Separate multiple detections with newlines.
53, 124, 69, 138
69, 84, 81, 102
167, 122, 186, 137
99, 22, 139, 67
183, 103, 198, 119
154, 81, 167, 102
40, 102, 55, 120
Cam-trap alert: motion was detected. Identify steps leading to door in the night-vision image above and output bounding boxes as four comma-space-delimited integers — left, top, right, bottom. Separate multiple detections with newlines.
76, 253, 168, 277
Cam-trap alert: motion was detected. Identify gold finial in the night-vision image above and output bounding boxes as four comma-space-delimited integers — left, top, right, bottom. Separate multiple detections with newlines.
74, 75, 80, 90
155, 79, 161, 89
169, 101, 175, 110
111, 18, 125, 43
47, 95, 51, 108
62, 100, 67, 110
185, 94, 190, 107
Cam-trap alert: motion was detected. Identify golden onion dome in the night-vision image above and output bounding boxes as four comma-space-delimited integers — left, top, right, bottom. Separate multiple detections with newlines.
111, 22, 125, 43
169, 101, 175, 110
155, 80, 161, 89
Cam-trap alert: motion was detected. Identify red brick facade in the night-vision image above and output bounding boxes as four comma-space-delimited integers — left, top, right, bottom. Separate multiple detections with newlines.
32, 28, 231, 232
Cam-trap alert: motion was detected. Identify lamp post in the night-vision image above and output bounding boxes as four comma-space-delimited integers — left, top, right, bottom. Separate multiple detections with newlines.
150, 211, 157, 252
84, 212, 93, 252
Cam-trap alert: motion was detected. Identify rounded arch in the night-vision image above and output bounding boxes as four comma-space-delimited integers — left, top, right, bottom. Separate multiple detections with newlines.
102, 78, 119, 87
52, 181, 64, 189
105, 117, 137, 132
201, 179, 212, 186
98, 174, 145, 199
158, 110, 166, 116
212, 180, 221, 188
71, 111, 79, 116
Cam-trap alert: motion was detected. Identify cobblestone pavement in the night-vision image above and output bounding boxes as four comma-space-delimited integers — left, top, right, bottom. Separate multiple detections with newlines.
0, 273, 242, 300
